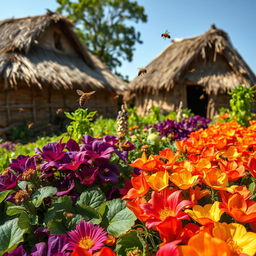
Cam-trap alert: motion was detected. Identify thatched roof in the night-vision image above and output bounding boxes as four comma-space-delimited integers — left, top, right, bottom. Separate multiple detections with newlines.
0, 12, 127, 93
129, 25, 256, 94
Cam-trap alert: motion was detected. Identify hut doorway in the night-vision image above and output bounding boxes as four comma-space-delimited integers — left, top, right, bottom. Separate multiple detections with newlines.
186, 85, 208, 117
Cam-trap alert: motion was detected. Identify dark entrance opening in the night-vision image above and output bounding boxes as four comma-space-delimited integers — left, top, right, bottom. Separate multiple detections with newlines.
186, 85, 208, 117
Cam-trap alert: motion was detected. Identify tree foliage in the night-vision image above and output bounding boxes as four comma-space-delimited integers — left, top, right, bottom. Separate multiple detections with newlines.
56, 0, 147, 74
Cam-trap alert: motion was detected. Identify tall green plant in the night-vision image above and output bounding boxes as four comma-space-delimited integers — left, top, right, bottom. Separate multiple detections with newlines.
65, 108, 96, 140
229, 85, 256, 126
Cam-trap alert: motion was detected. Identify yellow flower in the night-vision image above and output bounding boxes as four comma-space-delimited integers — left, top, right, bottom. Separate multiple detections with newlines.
146, 170, 169, 191
213, 222, 256, 256
170, 169, 199, 190
185, 202, 224, 225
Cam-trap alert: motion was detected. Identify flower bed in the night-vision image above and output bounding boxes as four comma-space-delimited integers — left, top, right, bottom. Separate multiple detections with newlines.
1, 120, 256, 255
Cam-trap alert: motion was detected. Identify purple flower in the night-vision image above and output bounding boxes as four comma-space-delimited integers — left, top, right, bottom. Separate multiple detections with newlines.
147, 115, 211, 140
2, 245, 27, 256
0, 169, 18, 191
65, 139, 80, 152
36, 141, 66, 162
31, 234, 69, 256
0, 141, 16, 151
81, 140, 115, 160
9, 155, 36, 175
80, 135, 96, 145
54, 174, 76, 196
34, 227, 50, 240
102, 135, 118, 146
57, 152, 89, 171
75, 165, 99, 185
30, 242, 47, 256
95, 159, 120, 183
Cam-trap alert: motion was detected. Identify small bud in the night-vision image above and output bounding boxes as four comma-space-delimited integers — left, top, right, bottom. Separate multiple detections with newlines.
22, 168, 36, 181
140, 144, 149, 153
14, 190, 30, 205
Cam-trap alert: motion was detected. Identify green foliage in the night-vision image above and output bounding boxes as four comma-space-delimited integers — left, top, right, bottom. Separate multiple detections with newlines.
128, 106, 167, 128
103, 198, 136, 237
56, 0, 147, 72
32, 186, 57, 208
228, 85, 256, 126
116, 231, 147, 256
91, 116, 117, 137
65, 108, 96, 140
0, 218, 25, 254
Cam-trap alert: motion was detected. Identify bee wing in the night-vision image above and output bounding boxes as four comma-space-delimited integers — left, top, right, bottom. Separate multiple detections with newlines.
76, 89, 84, 96
88, 91, 96, 95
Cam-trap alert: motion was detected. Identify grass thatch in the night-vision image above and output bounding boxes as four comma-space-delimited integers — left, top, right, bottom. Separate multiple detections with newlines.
129, 25, 256, 94
0, 12, 127, 93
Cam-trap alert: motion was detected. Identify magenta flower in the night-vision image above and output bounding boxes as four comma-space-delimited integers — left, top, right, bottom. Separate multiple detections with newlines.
67, 221, 107, 253
0, 170, 18, 191
2, 245, 27, 256
9, 155, 36, 175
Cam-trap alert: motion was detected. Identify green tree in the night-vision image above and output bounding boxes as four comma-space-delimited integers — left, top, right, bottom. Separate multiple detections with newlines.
56, 0, 147, 75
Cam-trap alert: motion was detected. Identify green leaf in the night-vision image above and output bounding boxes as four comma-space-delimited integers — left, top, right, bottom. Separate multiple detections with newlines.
0, 190, 13, 203
68, 214, 84, 230
105, 199, 136, 237
18, 212, 30, 229
6, 205, 26, 216
249, 181, 256, 195
0, 218, 25, 253
32, 186, 57, 208
18, 212, 38, 230
75, 204, 100, 220
115, 231, 147, 256
44, 196, 73, 224
47, 220, 67, 234
77, 187, 105, 209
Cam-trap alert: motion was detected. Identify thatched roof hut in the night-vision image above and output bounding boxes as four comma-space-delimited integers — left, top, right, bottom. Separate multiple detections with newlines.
0, 12, 127, 133
128, 25, 256, 117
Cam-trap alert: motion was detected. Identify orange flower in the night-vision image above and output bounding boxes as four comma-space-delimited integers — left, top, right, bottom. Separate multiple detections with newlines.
125, 197, 150, 222
185, 202, 224, 226
218, 159, 246, 181
189, 186, 210, 205
129, 125, 139, 131
212, 222, 256, 256
248, 157, 256, 177
203, 167, 228, 190
226, 185, 251, 200
179, 231, 231, 256
147, 170, 169, 191
169, 169, 199, 190
122, 173, 149, 199
219, 191, 256, 223
157, 148, 180, 170
217, 146, 241, 161
130, 153, 163, 172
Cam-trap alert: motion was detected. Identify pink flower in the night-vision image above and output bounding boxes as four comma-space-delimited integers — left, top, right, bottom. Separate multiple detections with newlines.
67, 221, 107, 253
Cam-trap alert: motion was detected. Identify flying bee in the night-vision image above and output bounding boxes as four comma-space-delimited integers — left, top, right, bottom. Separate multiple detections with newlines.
161, 30, 171, 39
138, 68, 147, 76
56, 108, 64, 115
76, 89, 96, 107
27, 122, 34, 129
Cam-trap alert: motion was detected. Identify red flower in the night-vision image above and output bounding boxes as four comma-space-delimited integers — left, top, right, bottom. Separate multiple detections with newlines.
141, 189, 192, 228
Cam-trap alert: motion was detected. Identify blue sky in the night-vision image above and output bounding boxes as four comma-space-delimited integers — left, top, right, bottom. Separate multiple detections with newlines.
1, 0, 256, 81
